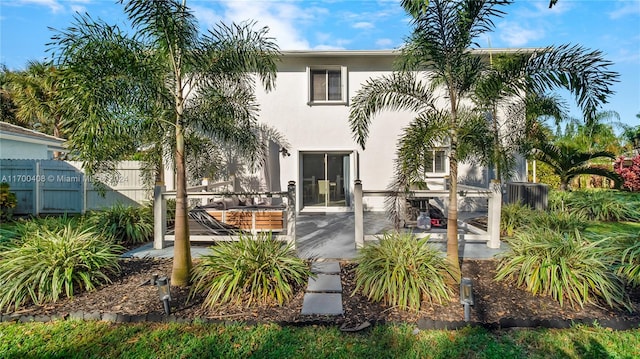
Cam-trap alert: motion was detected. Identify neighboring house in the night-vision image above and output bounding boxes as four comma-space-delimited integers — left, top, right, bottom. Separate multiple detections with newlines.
253, 50, 526, 213
0, 121, 66, 160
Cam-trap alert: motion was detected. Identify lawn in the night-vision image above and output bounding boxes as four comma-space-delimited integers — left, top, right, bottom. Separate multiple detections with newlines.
1, 321, 638, 358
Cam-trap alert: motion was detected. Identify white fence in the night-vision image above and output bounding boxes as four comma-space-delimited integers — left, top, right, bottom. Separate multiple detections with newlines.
353, 180, 502, 249
0, 160, 148, 215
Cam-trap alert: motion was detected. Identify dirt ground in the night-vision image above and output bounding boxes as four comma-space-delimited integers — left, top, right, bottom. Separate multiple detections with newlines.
6, 257, 639, 329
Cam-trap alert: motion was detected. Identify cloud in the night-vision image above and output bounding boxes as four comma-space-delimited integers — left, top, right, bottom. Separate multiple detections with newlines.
353, 22, 374, 30
375, 38, 394, 48
212, 1, 313, 50
497, 21, 544, 47
13, 0, 63, 13
609, 3, 640, 20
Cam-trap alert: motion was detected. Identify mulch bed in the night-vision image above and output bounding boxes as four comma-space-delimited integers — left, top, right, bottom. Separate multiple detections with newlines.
3, 256, 640, 330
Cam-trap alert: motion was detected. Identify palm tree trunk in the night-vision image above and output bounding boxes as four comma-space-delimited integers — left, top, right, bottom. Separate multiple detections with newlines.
171, 120, 192, 287
447, 90, 461, 282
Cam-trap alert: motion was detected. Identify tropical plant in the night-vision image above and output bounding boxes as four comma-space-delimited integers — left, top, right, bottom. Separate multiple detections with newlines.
88, 204, 153, 245
0, 182, 17, 221
563, 190, 640, 222
530, 210, 590, 234
614, 154, 640, 192
532, 142, 620, 191
12, 214, 85, 239
500, 202, 535, 237
612, 233, 640, 287
49, 0, 280, 286
353, 232, 453, 311
349, 0, 618, 279
495, 229, 627, 309
190, 232, 310, 307
0, 225, 122, 311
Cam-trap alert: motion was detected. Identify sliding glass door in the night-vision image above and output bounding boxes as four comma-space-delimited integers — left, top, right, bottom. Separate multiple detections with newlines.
301, 152, 350, 208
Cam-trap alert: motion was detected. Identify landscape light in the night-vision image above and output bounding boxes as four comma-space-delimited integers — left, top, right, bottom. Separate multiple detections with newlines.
156, 276, 171, 315
460, 277, 474, 322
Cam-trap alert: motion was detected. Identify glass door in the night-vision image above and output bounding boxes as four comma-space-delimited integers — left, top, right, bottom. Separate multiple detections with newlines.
301, 152, 350, 208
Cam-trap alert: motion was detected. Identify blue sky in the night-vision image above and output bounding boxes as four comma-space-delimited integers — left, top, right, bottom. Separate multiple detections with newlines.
1, 0, 638, 127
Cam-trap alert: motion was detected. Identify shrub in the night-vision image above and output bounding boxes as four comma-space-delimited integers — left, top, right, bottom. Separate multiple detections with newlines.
353, 232, 453, 311
501, 202, 535, 237
495, 229, 627, 309
13, 215, 85, 239
0, 182, 17, 221
609, 232, 640, 287
190, 232, 310, 307
565, 190, 640, 222
530, 210, 590, 234
88, 204, 153, 245
0, 225, 122, 311
614, 155, 640, 191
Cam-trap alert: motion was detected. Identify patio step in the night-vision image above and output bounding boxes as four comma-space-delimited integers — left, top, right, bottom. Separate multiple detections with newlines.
301, 261, 343, 315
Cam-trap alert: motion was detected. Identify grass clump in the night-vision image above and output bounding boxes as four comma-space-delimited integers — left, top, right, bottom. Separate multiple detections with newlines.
190, 232, 311, 307
500, 202, 535, 237
88, 203, 153, 245
495, 229, 627, 309
0, 225, 123, 311
561, 190, 640, 222
353, 232, 453, 311
609, 232, 640, 287
530, 210, 590, 234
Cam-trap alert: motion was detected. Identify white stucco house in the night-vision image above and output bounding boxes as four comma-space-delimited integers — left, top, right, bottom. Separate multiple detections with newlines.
0, 121, 66, 160
252, 50, 525, 213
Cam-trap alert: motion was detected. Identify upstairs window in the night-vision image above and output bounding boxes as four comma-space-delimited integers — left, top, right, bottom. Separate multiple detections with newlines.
425, 149, 447, 174
307, 66, 347, 105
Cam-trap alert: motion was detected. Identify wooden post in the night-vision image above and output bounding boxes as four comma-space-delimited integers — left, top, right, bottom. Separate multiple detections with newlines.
354, 179, 364, 248
153, 185, 166, 249
487, 180, 502, 249
286, 181, 296, 249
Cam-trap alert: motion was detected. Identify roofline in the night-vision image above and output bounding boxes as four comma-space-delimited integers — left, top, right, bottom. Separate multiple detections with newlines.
280, 48, 544, 57
0, 121, 66, 143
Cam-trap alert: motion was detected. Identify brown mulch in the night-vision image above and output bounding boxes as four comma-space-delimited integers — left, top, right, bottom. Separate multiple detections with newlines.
5, 255, 640, 329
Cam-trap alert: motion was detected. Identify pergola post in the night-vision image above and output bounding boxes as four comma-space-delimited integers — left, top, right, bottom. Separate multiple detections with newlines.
153, 185, 167, 249
487, 180, 502, 249
286, 180, 296, 249
354, 179, 364, 248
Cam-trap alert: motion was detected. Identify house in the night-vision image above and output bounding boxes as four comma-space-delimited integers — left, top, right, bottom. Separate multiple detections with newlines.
0, 121, 66, 160
252, 50, 526, 213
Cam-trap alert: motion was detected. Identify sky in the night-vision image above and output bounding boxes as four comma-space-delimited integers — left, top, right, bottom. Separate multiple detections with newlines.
0, 0, 638, 128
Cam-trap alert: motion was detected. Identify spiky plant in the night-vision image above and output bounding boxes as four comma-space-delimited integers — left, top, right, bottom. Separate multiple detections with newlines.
500, 202, 535, 237
565, 190, 640, 222
88, 204, 153, 245
530, 210, 591, 234
0, 225, 122, 311
353, 232, 453, 311
495, 229, 627, 309
190, 232, 311, 307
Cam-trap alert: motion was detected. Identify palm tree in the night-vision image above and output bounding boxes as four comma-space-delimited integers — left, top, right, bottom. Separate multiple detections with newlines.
4, 61, 65, 141
533, 142, 620, 191
349, 0, 618, 279
50, 0, 279, 286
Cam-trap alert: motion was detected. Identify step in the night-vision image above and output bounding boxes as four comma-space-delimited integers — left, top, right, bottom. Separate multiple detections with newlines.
301, 293, 343, 315
311, 261, 341, 275
306, 274, 342, 293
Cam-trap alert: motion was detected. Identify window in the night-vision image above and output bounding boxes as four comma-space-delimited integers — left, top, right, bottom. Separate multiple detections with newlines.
425, 149, 447, 174
307, 66, 347, 105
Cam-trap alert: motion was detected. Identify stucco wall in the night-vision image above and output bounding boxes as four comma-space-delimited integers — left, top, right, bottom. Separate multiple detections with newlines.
0, 138, 51, 160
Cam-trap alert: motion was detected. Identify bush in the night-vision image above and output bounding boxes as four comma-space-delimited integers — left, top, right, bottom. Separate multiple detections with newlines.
614, 155, 640, 191
609, 232, 640, 287
564, 190, 640, 222
0, 225, 123, 311
530, 210, 590, 234
495, 229, 627, 309
88, 204, 153, 245
501, 202, 535, 237
353, 232, 453, 311
190, 232, 310, 307
0, 182, 17, 221
13, 215, 86, 240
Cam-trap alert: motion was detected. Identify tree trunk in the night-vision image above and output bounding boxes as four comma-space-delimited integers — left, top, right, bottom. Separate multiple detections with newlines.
171, 121, 192, 286
447, 90, 461, 282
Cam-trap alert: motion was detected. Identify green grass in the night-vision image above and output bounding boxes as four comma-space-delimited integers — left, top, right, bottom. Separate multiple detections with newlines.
0, 321, 638, 358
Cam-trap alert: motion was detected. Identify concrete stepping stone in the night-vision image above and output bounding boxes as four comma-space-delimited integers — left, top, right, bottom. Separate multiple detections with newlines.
306, 274, 342, 293
301, 293, 343, 315
311, 261, 341, 274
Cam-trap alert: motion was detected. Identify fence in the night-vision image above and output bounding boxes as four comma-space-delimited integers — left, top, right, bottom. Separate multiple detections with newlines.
352, 180, 502, 249
0, 159, 148, 215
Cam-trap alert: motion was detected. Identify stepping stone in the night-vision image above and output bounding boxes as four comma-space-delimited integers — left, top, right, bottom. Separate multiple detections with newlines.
311, 262, 341, 274
301, 293, 343, 315
306, 274, 342, 293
